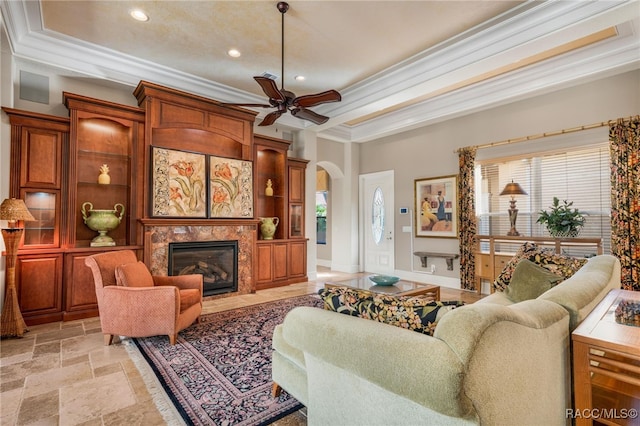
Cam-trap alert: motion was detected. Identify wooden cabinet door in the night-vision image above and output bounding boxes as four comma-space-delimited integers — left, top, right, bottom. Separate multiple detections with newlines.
256, 243, 274, 283
287, 159, 308, 239
63, 252, 98, 321
475, 253, 492, 279
288, 165, 304, 203
19, 126, 64, 189
288, 240, 307, 278
16, 254, 63, 324
273, 243, 288, 281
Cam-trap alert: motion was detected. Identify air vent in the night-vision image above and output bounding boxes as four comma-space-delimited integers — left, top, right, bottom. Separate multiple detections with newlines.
261, 72, 278, 81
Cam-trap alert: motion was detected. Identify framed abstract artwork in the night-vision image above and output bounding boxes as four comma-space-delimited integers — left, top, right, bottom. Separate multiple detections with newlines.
414, 175, 457, 238
209, 156, 253, 218
151, 147, 207, 218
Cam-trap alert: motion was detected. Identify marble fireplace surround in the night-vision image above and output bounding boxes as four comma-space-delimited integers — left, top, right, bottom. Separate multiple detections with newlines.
141, 218, 260, 300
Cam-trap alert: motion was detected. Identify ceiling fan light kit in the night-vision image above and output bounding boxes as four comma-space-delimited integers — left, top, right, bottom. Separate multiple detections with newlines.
225, 1, 341, 126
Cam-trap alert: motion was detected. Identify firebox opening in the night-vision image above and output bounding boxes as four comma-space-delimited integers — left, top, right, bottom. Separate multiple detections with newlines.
168, 240, 238, 296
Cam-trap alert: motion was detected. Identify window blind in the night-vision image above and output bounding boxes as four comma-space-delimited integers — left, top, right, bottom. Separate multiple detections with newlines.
476, 142, 610, 255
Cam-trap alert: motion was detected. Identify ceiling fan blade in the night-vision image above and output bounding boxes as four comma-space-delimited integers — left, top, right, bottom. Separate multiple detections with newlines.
293, 90, 341, 108
258, 110, 284, 126
254, 76, 287, 103
222, 103, 272, 108
291, 107, 330, 125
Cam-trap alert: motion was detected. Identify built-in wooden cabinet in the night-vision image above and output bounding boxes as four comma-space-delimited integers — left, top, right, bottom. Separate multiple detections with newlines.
254, 135, 308, 290
4, 83, 309, 322
3, 97, 144, 325
64, 93, 145, 248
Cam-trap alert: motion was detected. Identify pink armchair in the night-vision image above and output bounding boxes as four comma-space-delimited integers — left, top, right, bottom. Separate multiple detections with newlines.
85, 249, 203, 345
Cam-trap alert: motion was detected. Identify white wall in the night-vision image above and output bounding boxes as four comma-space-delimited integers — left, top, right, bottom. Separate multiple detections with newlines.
320, 69, 639, 285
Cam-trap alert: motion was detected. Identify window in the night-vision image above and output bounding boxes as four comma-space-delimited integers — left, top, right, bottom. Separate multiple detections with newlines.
371, 186, 385, 245
476, 142, 610, 256
316, 191, 327, 244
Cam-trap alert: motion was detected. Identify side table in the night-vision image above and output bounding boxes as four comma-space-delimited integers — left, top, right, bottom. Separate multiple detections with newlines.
571, 289, 640, 426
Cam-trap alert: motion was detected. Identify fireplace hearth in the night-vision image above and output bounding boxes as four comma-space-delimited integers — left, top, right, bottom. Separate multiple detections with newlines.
168, 240, 238, 296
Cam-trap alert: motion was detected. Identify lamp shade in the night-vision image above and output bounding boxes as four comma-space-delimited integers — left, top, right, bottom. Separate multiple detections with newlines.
0, 198, 35, 222
499, 181, 528, 196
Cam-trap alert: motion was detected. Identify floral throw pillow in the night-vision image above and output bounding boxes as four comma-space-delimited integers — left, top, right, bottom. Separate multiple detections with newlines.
318, 286, 464, 336
493, 242, 588, 292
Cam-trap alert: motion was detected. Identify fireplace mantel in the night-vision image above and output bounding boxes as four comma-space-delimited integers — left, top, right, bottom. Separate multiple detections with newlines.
140, 218, 260, 227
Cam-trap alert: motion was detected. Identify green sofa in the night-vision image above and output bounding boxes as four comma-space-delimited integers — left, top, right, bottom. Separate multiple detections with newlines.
272, 255, 621, 425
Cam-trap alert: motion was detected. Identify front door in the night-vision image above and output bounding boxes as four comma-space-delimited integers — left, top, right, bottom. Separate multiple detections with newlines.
361, 171, 394, 274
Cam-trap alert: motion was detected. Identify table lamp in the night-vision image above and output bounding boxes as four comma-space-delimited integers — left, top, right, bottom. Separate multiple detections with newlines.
1, 198, 35, 337
499, 181, 528, 236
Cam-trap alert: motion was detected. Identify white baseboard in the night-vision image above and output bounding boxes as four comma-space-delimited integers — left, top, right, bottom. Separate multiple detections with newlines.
316, 259, 332, 268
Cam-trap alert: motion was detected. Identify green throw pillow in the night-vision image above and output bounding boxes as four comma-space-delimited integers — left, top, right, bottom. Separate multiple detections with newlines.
494, 242, 588, 292
504, 259, 564, 303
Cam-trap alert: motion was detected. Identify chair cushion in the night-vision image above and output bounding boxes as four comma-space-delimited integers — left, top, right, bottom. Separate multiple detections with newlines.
115, 261, 154, 288
179, 289, 201, 312
494, 242, 587, 292
318, 286, 463, 336
504, 259, 565, 303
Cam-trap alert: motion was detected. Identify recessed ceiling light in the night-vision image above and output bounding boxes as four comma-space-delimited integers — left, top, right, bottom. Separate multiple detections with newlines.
130, 9, 149, 22
294, 75, 305, 81
228, 49, 241, 58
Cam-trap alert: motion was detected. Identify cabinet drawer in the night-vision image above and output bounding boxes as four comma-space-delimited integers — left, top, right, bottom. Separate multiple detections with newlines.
475, 254, 492, 278
493, 255, 512, 275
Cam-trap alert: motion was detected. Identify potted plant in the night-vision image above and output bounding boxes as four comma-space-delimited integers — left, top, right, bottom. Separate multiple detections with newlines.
537, 197, 585, 237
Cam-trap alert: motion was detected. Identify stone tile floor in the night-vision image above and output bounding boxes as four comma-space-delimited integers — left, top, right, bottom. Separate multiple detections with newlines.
0, 268, 481, 425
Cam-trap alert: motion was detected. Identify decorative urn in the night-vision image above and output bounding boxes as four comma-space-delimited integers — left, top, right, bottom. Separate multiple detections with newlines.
81, 202, 125, 247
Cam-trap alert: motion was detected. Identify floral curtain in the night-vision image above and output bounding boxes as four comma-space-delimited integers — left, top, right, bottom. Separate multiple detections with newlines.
458, 147, 477, 290
609, 116, 640, 291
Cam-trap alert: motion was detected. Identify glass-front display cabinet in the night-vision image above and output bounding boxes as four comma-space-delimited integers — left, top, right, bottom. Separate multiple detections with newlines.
21, 190, 60, 248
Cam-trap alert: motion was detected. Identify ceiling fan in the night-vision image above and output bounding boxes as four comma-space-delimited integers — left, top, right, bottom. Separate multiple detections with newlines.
225, 1, 341, 126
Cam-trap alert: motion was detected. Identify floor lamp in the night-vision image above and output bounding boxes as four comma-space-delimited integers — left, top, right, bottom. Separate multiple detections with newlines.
1, 198, 35, 338
499, 181, 528, 236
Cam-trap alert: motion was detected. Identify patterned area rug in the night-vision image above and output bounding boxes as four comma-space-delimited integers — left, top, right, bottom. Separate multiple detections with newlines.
133, 294, 322, 426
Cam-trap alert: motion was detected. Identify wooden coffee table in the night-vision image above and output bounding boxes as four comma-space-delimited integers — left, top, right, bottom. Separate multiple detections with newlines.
325, 276, 440, 300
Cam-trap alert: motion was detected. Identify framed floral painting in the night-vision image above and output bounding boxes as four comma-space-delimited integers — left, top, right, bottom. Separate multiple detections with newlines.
209, 156, 253, 218
152, 147, 207, 217
414, 175, 457, 238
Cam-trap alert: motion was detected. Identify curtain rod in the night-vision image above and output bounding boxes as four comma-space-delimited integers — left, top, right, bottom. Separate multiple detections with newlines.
455, 115, 637, 153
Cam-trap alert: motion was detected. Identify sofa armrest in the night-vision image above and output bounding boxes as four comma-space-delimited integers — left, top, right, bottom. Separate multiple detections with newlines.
435, 299, 568, 363
280, 307, 474, 419
153, 274, 203, 292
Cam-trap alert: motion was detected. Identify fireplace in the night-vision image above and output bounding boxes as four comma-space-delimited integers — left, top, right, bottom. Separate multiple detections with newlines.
168, 240, 238, 296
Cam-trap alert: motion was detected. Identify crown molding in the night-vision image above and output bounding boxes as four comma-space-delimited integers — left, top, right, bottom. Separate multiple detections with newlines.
319, 1, 636, 120
337, 20, 640, 143
1, 0, 638, 142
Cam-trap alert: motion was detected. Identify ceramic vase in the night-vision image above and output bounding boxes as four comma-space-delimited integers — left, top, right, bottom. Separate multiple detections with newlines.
259, 217, 279, 240
81, 202, 125, 247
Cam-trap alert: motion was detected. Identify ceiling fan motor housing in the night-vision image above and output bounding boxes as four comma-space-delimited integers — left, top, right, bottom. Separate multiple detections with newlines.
224, 0, 341, 126
277, 2, 289, 14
